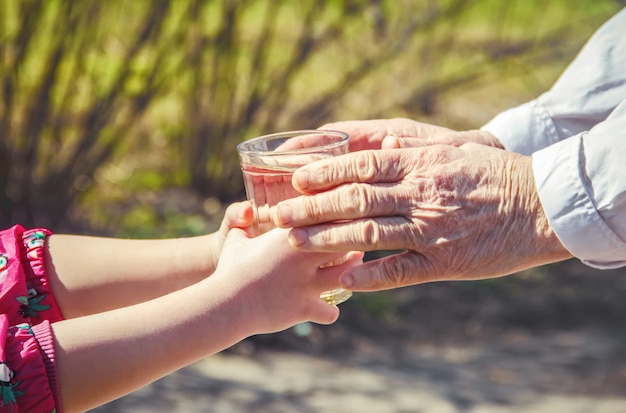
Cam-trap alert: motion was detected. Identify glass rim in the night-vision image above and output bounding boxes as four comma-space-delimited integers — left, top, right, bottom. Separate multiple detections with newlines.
237, 129, 349, 156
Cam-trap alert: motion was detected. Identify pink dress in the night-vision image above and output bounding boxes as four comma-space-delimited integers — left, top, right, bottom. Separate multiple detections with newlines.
0, 225, 63, 412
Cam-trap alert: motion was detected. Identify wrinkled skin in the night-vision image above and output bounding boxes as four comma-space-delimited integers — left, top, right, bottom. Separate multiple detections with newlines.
272, 119, 572, 292
323, 118, 505, 152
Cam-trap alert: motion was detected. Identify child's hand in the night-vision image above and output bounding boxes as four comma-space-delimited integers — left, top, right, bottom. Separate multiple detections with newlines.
211, 227, 363, 335
218, 201, 255, 236
206, 201, 254, 273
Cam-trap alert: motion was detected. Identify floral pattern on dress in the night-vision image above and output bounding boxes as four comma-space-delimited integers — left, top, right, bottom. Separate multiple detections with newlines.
16, 295, 51, 319
0, 255, 8, 285
0, 226, 61, 412
24, 231, 46, 249
0, 362, 23, 412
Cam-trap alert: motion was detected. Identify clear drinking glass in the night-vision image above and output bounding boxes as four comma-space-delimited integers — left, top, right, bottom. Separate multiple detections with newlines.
237, 130, 352, 305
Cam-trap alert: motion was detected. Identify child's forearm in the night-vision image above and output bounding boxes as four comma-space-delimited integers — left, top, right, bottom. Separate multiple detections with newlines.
45, 234, 220, 318
49, 226, 352, 413
51, 276, 252, 413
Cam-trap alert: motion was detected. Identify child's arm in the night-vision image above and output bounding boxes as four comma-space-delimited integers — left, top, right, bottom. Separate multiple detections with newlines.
44, 202, 253, 318
51, 227, 363, 413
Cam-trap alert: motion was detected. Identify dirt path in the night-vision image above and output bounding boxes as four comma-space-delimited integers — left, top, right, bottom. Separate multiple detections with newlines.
91, 325, 626, 413
90, 260, 626, 412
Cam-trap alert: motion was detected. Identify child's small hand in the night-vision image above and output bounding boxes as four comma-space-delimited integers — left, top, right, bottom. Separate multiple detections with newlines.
218, 201, 255, 235
211, 227, 363, 335
206, 201, 254, 273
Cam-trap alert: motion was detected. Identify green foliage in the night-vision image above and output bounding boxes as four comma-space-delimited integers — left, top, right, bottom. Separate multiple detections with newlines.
0, 0, 620, 234
351, 290, 400, 322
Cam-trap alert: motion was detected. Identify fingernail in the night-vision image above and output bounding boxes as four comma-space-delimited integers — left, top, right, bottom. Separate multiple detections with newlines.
289, 228, 308, 247
237, 201, 253, 222
237, 205, 248, 221
292, 169, 311, 190
274, 204, 293, 226
339, 272, 355, 288
383, 135, 401, 148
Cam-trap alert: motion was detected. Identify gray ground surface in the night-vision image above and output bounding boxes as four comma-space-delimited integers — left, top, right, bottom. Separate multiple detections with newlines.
91, 260, 626, 412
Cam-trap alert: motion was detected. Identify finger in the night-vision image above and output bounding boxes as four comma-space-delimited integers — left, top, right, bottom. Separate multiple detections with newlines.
221, 226, 249, 242
306, 298, 340, 325
307, 252, 364, 299
345, 250, 366, 261
338, 250, 437, 292
261, 227, 351, 269
221, 201, 254, 231
382, 135, 432, 149
320, 249, 365, 267
274, 183, 383, 228
275, 175, 438, 227
318, 249, 365, 271
319, 120, 390, 151
292, 149, 411, 193
384, 135, 456, 149
313, 268, 345, 292
381, 134, 403, 149
218, 201, 255, 239
287, 217, 422, 252
321, 118, 442, 152
383, 129, 505, 150
273, 131, 348, 151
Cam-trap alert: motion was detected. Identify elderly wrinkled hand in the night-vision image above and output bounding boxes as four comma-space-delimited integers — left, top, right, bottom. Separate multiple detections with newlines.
320, 118, 504, 151
273, 143, 571, 291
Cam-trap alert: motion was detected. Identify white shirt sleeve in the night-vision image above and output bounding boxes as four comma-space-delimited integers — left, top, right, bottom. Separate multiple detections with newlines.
482, 7, 626, 155
532, 101, 626, 268
480, 8, 626, 269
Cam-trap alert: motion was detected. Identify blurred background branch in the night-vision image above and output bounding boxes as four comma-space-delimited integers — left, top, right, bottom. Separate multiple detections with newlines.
4, 3, 626, 410
0, 0, 621, 235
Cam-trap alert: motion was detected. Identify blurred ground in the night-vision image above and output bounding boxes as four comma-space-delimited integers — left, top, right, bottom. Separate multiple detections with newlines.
91, 259, 626, 412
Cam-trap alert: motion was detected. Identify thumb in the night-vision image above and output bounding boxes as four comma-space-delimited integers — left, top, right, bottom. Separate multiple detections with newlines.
307, 299, 341, 325
339, 251, 435, 292
221, 227, 250, 244
220, 201, 255, 236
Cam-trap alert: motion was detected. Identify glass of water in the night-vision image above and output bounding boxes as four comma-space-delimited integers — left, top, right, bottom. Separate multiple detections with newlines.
237, 130, 352, 305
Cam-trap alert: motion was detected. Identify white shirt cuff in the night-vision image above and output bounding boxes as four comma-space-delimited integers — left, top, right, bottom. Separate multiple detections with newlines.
532, 134, 626, 269
482, 99, 561, 156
